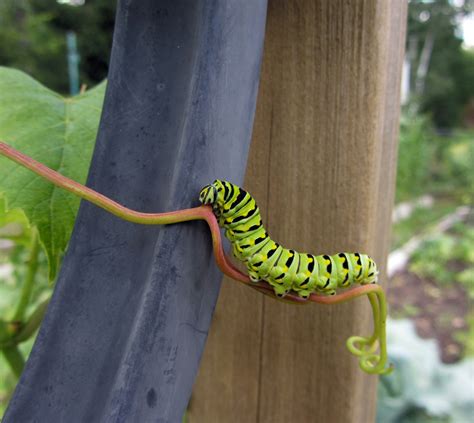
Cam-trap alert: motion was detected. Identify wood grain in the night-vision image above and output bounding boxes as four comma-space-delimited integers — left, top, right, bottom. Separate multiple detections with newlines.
189, 1, 407, 422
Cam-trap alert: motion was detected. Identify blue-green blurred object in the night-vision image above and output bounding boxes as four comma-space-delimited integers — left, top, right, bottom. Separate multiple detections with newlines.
377, 319, 474, 422
66, 31, 79, 95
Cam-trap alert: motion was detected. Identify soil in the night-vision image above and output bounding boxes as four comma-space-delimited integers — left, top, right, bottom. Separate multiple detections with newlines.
388, 270, 471, 364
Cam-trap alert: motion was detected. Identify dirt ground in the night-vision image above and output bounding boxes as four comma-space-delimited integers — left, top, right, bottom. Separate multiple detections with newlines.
388, 270, 470, 363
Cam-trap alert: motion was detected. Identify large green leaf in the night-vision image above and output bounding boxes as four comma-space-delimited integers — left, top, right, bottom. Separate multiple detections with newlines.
0, 67, 105, 280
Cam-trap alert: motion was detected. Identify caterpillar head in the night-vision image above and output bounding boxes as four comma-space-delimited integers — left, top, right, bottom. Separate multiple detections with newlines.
199, 183, 217, 206
366, 257, 379, 284
199, 180, 227, 215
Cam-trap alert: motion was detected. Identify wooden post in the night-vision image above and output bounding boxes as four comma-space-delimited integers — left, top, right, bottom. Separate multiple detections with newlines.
189, 1, 407, 422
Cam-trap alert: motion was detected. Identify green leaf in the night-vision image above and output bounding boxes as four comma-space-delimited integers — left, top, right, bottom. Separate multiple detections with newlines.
0, 67, 105, 280
0, 197, 29, 230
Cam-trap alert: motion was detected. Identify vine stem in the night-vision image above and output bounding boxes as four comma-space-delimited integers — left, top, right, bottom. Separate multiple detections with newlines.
0, 141, 365, 305
2, 346, 25, 379
13, 227, 40, 322
0, 141, 391, 374
0, 298, 51, 349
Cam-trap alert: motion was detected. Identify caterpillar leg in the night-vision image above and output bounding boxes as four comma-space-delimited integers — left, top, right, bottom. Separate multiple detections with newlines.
297, 290, 310, 300
273, 286, 290, 298
247, 268, 260, 283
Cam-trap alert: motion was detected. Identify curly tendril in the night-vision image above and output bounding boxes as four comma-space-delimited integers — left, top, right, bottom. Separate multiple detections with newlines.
0, 141, 392, 375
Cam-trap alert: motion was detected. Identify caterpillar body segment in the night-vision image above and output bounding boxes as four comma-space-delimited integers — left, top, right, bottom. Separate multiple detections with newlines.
199, 180, 378, 299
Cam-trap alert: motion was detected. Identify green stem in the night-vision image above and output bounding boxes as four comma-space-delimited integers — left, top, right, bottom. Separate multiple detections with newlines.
0, 234, 27, 242
12, 298, 50, 345
357, 289, 391, 375
366, 292, 381, 347
345, 286, 392, 375
13, 228, 40, 322
1, 346, 25, 379
0, 319, 10, 343
0, 298, 50, 349
346, 292, 380, 357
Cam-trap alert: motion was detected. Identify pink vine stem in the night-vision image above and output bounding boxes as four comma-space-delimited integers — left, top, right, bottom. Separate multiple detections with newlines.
0, 141, 391, 374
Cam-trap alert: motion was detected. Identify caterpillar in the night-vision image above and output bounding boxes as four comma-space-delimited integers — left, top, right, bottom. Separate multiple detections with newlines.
199, 179, 378, 299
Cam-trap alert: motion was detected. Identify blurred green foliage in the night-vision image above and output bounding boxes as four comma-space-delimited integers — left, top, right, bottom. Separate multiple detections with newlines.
410, 222, 474, 299
0, 0, 114, 94
407, 0, 474, 128
455, 311, 474, 357
0, 1, 67, 92
0, 201, 50, 315
0, 199, 49, 415
396, 108, 473, 202
396, 109, 434, 201
430, 131, 474, 201
1, 0, 469, 127
391, 203, 457, 249
423, 49, 474, 128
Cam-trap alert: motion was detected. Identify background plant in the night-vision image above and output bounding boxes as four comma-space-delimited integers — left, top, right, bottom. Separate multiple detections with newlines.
407, 0, 474, 128
0, 0, 114, 94
396, 108, 434, 202
410, 222, 474, 298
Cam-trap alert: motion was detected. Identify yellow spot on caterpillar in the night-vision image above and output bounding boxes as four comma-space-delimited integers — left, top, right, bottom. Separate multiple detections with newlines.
325, 259, 331, 265
305, 271, 311, 277
249, 239, 255, 245
284, 266, 288, 272
308, 258, 313, 262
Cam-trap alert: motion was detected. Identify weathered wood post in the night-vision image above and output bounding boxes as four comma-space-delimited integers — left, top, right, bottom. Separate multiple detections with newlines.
190, 1, 407, 422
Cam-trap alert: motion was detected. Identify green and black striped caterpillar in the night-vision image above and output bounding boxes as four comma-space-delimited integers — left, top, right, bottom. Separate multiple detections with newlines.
199, 179, 378, 299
